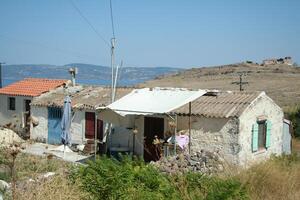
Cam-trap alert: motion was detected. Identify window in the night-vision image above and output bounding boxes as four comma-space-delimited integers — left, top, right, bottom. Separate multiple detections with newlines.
8, 97, 16, 111
252, 120, 271, 152
257, 121, 267, 149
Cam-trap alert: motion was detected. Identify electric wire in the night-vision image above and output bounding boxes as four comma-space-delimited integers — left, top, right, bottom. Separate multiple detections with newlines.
69, 0, 110, 47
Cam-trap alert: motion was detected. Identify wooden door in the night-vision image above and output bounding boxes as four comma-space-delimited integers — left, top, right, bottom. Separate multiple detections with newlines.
85, 112, 104, 140
144, 117, 164, 162
85, 112, 95, 139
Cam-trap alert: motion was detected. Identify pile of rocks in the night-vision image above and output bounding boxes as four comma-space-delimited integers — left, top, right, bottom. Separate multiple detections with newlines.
151, 150, 225, 175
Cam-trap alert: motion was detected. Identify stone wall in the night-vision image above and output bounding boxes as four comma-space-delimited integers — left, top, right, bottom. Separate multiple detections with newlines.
169, 116, 240, 165
238, 93, 284, 166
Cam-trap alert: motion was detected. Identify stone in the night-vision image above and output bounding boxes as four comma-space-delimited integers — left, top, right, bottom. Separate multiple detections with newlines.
0, 180, 9, 191
152, 149, 225, 175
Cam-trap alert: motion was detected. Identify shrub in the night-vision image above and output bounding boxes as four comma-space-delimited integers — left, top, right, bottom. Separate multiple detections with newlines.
73, 155, 248, 200
285, 105, 300, 137
169, 172, 248, 200
73, 156, 180, 200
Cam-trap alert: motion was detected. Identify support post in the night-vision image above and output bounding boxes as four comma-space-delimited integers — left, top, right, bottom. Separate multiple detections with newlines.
94, 112, 98, 160
188, 102, 191, 154
174, 114, 177, 155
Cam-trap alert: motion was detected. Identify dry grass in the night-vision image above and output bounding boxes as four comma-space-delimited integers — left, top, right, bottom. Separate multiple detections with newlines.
15, 153, 70, 180
142, 63, 300, 108
15, 174, 89, 200
235, 154, 300, 200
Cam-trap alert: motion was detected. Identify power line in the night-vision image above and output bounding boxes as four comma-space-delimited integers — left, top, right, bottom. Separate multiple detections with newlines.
109, 0, 116, 38
69, 0, 110, 47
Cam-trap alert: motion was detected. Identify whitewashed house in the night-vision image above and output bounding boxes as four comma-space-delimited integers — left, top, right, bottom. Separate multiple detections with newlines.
98, 87, 290, 166
30, 85, 132, 146
0, 78, 67, 134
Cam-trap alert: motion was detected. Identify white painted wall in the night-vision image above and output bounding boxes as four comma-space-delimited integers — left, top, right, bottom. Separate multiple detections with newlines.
98, 110, 144, 156
30, 106, 48, 142
0, 94, 32, 131
31, 106, 87, 145
71, 110, 85, 144
238, 93, 284, 166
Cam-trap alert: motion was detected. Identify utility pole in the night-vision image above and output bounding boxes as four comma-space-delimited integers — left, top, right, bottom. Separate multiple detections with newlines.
0, 62, 5, 88
111, 37, 116, 103
231, 72, 248, 91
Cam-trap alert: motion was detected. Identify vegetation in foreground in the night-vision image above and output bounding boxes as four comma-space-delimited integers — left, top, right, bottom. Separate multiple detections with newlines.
72, 156, 248, 200
1, 140, 300, 200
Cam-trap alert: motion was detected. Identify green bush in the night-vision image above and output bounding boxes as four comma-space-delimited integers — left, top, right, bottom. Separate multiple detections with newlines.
285, 105, 300, 137
72, 156, 249, 200
73, 156, 180, 200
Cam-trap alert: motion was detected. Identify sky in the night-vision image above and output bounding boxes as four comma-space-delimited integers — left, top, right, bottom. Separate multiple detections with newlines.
0, 0, 299, 68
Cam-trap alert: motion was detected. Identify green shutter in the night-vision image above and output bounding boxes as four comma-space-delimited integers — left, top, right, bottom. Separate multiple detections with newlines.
266, 120, 272, 148
252, 123, 259, 152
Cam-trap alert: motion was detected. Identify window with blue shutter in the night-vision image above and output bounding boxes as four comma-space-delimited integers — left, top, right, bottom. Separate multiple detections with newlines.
252, 120, 271, 153
252, 123, 259, 152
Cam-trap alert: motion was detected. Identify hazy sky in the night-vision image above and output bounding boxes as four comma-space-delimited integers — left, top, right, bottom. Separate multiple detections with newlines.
0, 0, 299, 68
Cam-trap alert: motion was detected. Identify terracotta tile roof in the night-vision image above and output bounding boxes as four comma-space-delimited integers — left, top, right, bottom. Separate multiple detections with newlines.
31, 86, 133, 110
171, 91, 263, 118
0, 78, 68, 97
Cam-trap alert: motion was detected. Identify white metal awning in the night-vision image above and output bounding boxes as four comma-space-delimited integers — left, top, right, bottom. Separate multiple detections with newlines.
104, 87, 206, 116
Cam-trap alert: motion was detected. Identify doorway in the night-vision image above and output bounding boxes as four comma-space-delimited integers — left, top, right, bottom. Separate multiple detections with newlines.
144, 117, 164, 162
85, 112, 103, 140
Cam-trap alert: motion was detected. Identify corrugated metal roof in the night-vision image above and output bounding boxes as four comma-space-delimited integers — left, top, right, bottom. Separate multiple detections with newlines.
0, 78, 67, 97
171, 91, 263, 118
31, 86, 133, 110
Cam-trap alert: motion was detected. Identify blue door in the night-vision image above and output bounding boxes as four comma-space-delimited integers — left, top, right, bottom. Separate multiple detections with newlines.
48, 107, 62, 144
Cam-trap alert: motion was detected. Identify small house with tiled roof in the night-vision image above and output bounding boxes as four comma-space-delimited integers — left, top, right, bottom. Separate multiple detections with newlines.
0, 78, 67, 134
99, 88, 290, 166
30, 85, 132, 148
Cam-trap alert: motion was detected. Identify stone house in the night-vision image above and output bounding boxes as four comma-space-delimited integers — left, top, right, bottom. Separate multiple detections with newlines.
262, 56, 293, 66
30, 85, 132, 146
0, 78, 67, 134
99, 88, 290, 166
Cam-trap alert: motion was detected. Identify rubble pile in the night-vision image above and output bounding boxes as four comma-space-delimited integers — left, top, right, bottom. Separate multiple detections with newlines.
151, 150, 225, 175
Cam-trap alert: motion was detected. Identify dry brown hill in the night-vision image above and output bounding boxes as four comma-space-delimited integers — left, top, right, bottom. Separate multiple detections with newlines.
141, 63, 300, 110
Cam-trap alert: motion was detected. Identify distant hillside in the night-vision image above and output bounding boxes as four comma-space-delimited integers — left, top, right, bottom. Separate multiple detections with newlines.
2, 63, 180, 86
141, 62, 300, 109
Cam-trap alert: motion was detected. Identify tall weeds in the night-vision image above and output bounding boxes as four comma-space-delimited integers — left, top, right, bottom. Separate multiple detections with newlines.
236, 154, 300, 200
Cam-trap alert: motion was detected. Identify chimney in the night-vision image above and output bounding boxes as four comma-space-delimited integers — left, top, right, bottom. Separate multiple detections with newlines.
68, 67, 78, 86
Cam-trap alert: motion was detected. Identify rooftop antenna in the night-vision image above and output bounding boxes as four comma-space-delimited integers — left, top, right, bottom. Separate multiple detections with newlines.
0, 62, 6, 88
231, 72, 249, 91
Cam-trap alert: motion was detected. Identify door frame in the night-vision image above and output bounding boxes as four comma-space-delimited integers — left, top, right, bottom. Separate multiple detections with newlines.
143, 116, 164, 162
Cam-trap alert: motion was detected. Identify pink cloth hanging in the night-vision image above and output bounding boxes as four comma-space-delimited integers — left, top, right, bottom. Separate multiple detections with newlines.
176, 135, 189, 149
